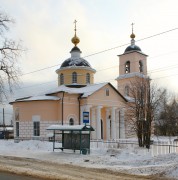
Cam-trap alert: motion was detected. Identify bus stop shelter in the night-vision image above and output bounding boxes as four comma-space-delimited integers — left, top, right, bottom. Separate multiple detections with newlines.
46, 124, 94, 154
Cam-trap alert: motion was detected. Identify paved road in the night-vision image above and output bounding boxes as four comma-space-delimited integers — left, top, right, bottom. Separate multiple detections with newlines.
0, 171, 41, 180
0, 155, 169, 180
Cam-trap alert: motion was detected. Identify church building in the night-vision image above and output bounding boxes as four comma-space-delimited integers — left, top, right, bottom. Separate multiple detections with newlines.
10, 23, 148, 141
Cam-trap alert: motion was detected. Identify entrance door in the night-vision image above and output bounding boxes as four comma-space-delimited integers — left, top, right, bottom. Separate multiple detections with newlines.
101, 119, 103, 139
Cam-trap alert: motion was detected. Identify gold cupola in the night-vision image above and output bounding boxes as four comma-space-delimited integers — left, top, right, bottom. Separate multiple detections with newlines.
71, 20, 80, 46
130, 22, 136, 39
56, 20, 96, 87
124, 23, 142, 53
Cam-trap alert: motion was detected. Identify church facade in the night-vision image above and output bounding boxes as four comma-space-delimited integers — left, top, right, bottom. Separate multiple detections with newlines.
10, 24, 148, 141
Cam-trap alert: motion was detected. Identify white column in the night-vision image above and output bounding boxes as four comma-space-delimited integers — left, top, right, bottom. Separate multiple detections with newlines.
91, 108, 96, 139
106, 109, 110, 140
120, 108, 125, 139
111, 107, 116, 140
96, 106, 102, 140
116, 109, 120, 139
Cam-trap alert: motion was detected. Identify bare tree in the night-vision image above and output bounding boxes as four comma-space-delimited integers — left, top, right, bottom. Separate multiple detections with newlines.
126, 77, 165, 148
0, 11, 22, 102
155, 95, 178, 136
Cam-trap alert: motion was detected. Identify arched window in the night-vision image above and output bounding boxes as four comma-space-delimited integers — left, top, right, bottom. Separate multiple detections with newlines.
86, 73, 90, 84
125, 85, 129, 96
69, 118, 74, 125
139, 60, 143, 72
125, 61, 130, 73
15, 108, 19, 121
60, 73, 64, 85
106, 88, 109, 96
72, 72, 77, 83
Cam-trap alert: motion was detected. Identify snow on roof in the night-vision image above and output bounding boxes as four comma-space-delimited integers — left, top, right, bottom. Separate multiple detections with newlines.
14, 95, 60, 103
0, 127, 13, 131
47, 124, 94, 131
46, 82, 108, 98
125, 96, 135, 102
116, 72, 148, 80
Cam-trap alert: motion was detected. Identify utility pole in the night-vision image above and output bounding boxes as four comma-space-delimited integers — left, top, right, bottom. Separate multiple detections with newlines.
3, 108, 5, 139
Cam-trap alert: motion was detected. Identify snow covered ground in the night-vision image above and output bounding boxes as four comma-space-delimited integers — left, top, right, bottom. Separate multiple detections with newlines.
0, 139, 178, 179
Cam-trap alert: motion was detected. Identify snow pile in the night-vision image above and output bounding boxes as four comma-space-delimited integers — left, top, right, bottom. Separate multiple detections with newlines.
0, 140, 53, 156
0, 140, 178, 179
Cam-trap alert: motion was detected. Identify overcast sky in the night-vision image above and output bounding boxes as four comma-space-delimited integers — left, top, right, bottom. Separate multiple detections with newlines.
0, 0, 178, 123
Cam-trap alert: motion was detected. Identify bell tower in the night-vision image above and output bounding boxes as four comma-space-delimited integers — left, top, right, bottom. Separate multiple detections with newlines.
116, 24, 148, 97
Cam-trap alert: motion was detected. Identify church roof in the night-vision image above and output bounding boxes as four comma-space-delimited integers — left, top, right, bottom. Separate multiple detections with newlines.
46, 82, 108, 98
60, 46, 92, 68
121, 26, 147, 56
10, 82, 127, 104
10, 95, 60, 104
58, 21, 95, 72
56, 46, 96, 73
60, 57, 91, 68
124, 44, 142, 53
46, 82, 127, 101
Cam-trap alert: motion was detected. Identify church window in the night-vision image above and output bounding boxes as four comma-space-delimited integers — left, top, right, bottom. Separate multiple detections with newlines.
33, 121, 40, 136
125, 61, 130, 73
72, 72, 77, 83
16, 122, 19, 137
86, 73, 90, 84
106, 88, 109, 96
60, 73, 64, 85
69, 118, 74, 125
32, 115, 40, 137
139, 61, 143, 72
15, 108, 19, 121
125, 85, 129, 96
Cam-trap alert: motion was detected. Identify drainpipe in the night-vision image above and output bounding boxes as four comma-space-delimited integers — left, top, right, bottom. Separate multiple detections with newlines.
61, 92, 64, 125
78, 95, 82, 125
61, 92, 64, 148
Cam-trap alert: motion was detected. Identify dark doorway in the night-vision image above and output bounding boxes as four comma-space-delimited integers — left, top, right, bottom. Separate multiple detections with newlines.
101, 119, 103, 139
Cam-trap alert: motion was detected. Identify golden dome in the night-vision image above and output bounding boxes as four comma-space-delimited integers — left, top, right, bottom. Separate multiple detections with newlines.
71, 35, 80, 46
130, 33, 135, 39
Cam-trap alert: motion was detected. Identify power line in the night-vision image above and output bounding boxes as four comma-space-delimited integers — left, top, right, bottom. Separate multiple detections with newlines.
84, 28, 178, 58
21, 64, 61, 76
5, 27, 178, 98
18, 27, 178, 77
15, 58, 178, 92
15, 49, 178, 91
9, 70, 178, 101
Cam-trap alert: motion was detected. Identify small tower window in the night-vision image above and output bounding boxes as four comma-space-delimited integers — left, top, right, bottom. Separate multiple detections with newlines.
69, 118, 74, 125
72, 72, 77, 83
60, 73, 64, 85
106, 88, 109, 96
125, 61, 130, 73
86, 73, 90, 84
139, 60, 143, 72
125, 85, 129, 96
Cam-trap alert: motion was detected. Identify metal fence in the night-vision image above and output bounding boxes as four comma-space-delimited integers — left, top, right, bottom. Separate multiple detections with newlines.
90, 139, 178, 156
151, 141, 178, 156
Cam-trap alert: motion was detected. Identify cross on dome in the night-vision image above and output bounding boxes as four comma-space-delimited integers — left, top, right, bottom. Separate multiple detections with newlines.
130, 22, 136, 39
71, 20, 80, 46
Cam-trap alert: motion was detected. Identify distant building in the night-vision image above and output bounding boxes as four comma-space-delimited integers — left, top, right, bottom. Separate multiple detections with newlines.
10, 23, 148, 141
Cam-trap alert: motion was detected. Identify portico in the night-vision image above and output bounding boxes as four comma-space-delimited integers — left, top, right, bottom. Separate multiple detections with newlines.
80, 104, 126, 140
